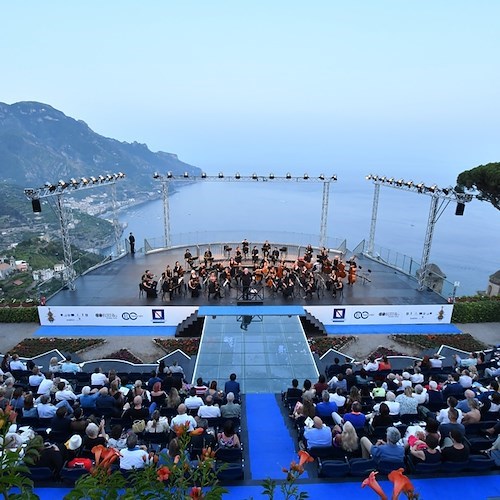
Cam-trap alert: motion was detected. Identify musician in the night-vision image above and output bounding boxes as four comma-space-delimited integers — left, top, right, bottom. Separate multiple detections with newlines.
251, 246, 259, 264
266, 266, 278, 290
222, 267, 232, 289
262, 240, 271, 258
240, 267, 253, 300
235, 247, 243, 264
203, 248, 213, 267
333, 278, 344, 298
242, 239, 249, 258
173, 261, 184, 277
304, 273, 316, 300
162, 275, 175, 301
305, 244, 313, 258
142, 274, 157, 298
164, 265, 173, 279
347, 257, 357, 285
271, 247, 280, 264
326, 270, 337, 291
281, 269, 294, 299
333, 255, 340, 271
188, 271, 201, 298
184, 249, 195, 268
207, 272, 222, 299
229, 257, 239, 279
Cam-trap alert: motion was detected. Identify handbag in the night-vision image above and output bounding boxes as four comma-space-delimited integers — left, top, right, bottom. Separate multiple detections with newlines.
132, 419, 146, 433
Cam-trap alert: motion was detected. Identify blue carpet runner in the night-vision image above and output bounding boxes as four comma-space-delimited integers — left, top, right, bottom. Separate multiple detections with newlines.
34, 325, 177, 337
326, 323, 462, 334
245, 393, 307, 480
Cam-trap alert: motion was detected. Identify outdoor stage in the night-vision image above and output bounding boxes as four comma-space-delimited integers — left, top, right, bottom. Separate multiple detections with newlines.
42, 246, 456, 332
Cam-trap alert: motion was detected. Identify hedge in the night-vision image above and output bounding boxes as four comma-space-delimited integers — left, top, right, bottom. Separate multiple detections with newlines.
0, 307, 39, 323
452, 299, 500, 323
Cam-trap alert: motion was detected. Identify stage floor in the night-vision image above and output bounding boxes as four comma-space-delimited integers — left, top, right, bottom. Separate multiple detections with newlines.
47, 248, 447, 308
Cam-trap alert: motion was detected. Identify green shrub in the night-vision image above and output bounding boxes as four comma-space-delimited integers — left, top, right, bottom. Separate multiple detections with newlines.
0, 307, 39, 323
452, 298, 500, 323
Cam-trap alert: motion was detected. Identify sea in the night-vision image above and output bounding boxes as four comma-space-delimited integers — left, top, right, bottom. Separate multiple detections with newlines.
114, 175, 499, 297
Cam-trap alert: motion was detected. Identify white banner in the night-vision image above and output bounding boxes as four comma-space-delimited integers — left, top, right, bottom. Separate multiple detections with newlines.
38, 305, 198, 327
304, 304, 454, 326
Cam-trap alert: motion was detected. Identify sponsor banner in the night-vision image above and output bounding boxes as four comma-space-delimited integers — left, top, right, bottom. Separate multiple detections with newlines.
38, 306, 198, 327
305, 304, 453, 326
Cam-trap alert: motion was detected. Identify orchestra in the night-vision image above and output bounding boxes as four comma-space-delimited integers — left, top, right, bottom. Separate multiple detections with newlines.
138, 241, 367, 303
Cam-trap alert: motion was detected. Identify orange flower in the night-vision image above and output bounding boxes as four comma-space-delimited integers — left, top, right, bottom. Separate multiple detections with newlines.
157, 466, 171, 482
92, 445, 119, 469
173, 422, 190, 437
189, 486, 203, 499
361, 471, 388, 500
298, 450, 314, 467
190, 428, 204, 436
388, 468, 415, 500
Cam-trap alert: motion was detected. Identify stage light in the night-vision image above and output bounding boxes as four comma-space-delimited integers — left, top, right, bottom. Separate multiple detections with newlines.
235, 173, 241, 179
98, 175, 106, 182
58, 180, 68, 189
117, 172, 125, 178
183, 172, 189, 178
106, 174, 113, 181
252, 173, 258, 180
388, 178, 394, 184
201, 172, 207, 178
332, 175, 337, 181
81, 178, 89, 185
303, 173, 309, 179
428, 184, 437, 193
373, 175, 379, 181
319, 174, 325, 180
269, 173, 274, 179
90, 176, 97, 183
366, 174, 372, 180
153, 172, 160, 179
167, 171, 173, 178
218, 172, 224, 178
70, 178, 79, 186
380, 176, 386, 182
286, 173, 292, 179
406, 180, 413, 187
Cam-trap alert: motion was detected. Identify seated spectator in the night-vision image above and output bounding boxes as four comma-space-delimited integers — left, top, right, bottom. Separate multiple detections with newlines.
190, 418, 216, 456
410, 366, 424, 385
361, 356, 379, 372
108, 425, 127, 450
185, 388, 204, 411
10, 387, 25, 411
441, 428, 470, 462
395, 386, 418, 416
429, 354, 443, 369
360, 426, 404, 462
145, 409, 170, 433
344, 386, 361, 413
442, 373, 465, 400
158, 438, 181, 467
95, 387, 121, 417
171, 404, 197, 431
37, 373, 55, 396
459, 369, 473, 389
166, 388, 181, 409
315, 390, 338, 419
29, 366, 45, 389
146, 370, 162, 392
22, 394, 38, 418
372, 391, 400, 417
438, 408, 465, 444
9, 354, 27, 371
303, 416, 332, 449
301, 379, 315, 401
326, 358, 343, 378
284, 378, 303, 405
371, 380, 386, 399
330, 388, 346, 410
126, 380, 151, 406
377, 355, 391, 371
83, 421, 107, 450
169, 360, 185, 376
217, 419, 241, 449
194, 377, 209, 398
328, 373, 347, 393
436, 397, 463, 424
91, 367, 109, 387
413, 385, 428, 406
370, 402, 394, 429
313, 374, 329, 395
122, 395, 149, 423
220, 392, 241, 419
150, 382, 168, 407
50, 406, 72, 437
48, 357, 60, 374
55, 381, 77, 403
69, 407, 88, 434
206, 380, 224, 405
197, 395, 221, 419
338, 401, 366, 429
461, 399, 481, 425
427, 380, 444, 406
119, 432, 150, 470
291, 394, 316, 423
79, 386, 99, 408
60, 355, 81, 374
36, 394, 73, 418
332, 421, 359, 453
408, 434, 441, 465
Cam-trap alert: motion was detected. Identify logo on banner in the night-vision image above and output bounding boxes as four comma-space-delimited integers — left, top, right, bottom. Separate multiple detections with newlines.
122, 312, 138, 320
354, 311, 369, 320
332, 308, 346, 322
152, 309, 165, 323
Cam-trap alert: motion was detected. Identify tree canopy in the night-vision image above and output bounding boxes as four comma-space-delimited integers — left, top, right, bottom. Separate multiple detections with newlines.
457, 162, 500, 211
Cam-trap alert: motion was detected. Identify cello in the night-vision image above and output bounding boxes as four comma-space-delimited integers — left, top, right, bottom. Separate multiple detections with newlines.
337, 260, 347, 279
347, 260, 357, 285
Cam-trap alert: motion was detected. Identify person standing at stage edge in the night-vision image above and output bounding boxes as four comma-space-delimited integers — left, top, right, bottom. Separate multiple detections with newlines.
129, 232, 135, 254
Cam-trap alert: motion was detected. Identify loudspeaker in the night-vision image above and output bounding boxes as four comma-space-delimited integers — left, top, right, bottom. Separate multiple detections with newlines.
455, 202, 465, 216
31, 199, 42, 213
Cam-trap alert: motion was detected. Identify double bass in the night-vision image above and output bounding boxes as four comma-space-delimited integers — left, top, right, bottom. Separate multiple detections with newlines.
347, 260, 357, 285
337, 260, 347, 279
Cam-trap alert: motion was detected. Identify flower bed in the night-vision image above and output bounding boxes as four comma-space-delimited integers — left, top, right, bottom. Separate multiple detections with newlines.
367, 346, 407, 359
103, 349, 143, 364
307, 336, 355, 356
10, 338, 106, 358
392, 333, 488, 352
154, 338, 200, 356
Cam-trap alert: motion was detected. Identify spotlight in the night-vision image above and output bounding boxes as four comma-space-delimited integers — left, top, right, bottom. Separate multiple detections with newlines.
153, 172, 160, 179
366, 174, 372, 180
117, 172, 125, 178
167, 171, 173, 178
70, 178, 79, 186
218, 172, 224, 178
332, 175, 337, 181
183, 172, 189, 178
252, 173, 258, 180
380, 176, 386, 182
201, 172, 207, 178
428, 184, 437, 193
303, 173, 309, 179
106, 174, 113, 181
98, 175, 106, 182
235, 173, 241, 179
286, 173, 292, 179
58, 180, 68, 189
373, 175, 379, 181
319, 174, 325, 180
442, 187, 451, 195
388, 178, 394, 184
406, 180, 413, 187
269, 173, 274, 179
90, 176, 98, 183
81, 177, 89, 185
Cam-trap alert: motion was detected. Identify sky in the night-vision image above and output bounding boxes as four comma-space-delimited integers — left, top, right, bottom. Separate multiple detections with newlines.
1, 1, 499, 184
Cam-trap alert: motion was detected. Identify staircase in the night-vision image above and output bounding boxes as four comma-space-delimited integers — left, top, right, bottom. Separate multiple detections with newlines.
175, 311, 204, 338
300, 311, 326, 337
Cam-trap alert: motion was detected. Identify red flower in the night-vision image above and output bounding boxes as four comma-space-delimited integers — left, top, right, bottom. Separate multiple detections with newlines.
298, 450, 314, 467
361, 471, 388, 500
92, 445, 119, 469
189, 486, 203, 499
157, 466, 171, 482
388, 468, 415, 500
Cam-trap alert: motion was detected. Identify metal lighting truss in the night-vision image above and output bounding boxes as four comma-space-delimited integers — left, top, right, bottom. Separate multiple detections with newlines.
153, 172, 337, 249
365, 175, 473, 291
24, 172, 126, 291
